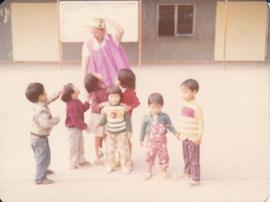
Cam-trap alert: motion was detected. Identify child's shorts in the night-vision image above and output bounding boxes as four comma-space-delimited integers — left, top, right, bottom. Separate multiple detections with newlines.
88, 113, 104, 137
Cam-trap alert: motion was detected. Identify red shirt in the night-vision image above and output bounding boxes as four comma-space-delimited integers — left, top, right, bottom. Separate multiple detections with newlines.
122, 89, 140, 117
65, 99, 90, 130
89, 88, 108, 114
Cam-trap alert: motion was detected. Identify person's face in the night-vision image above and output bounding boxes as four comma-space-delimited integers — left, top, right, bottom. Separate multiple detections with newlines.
71, 86, 80, 100
108, 94, 121, 105
38, 91, 48, 103
181, 85, 196, 101
149, 103, 162, 115
91, 28, 105, 43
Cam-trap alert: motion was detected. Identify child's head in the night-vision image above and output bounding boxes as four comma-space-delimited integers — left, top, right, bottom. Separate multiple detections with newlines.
117, 68, 136, 90
84, 73, 104, 93
181, 79, 199, 101
148, 93, 164, 115
25, 82, 47, 103
107, 86, 122, 106
61, 83, 80, 103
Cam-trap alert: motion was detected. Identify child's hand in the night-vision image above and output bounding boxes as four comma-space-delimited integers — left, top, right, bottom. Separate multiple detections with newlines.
99, 102, 108, 108
85, 126, 91, 133
94, 72, 104, 81
140, 141, 144, 147
176, 132, 181, 140
193, 139, 202, 145
127, 133, 132, 139
124, 104, 132, 112
56, 91, 62, 98
54, 116, 60, 124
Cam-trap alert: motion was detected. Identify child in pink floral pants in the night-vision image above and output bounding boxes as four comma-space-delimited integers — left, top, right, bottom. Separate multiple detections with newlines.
146, 124, 169, 168
140, 93, 179, 180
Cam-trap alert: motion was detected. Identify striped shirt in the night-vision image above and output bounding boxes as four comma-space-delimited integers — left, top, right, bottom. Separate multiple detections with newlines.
99, 104, 132, 134
180, 100, 204, 141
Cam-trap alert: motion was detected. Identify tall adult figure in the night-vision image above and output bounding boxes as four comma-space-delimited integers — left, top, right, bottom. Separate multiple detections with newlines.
81, 17, 130, 86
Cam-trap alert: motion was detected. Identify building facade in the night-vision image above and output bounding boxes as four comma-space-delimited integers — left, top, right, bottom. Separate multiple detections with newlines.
0, 0, 269, 63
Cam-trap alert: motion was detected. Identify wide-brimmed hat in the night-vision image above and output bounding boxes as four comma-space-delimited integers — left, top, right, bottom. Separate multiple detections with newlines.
86, 18, 106, 30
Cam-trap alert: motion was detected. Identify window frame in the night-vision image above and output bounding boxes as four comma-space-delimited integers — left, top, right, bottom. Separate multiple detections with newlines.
157, 3, 196, 37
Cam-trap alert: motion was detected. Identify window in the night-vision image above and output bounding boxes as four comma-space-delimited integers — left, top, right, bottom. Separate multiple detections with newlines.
158, 4, 195, 36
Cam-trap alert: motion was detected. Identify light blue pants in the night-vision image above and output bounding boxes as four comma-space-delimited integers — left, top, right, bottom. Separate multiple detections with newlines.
30, 135, 50, 183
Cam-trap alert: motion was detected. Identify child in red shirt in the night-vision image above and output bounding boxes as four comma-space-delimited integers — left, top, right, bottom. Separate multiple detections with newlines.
117, 68, 140, 166
61, 83, 90, 169
84, 73, 108, 165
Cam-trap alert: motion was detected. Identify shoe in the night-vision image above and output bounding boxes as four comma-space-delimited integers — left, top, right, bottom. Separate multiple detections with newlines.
46, 169, 54, 175
79, 161, 91, 166
35, 178, 54, 185
94, 158, 104, 166
162, 172, 171, 179
106, 167, 113, 173
114, 160, 121, 168
70, 164, 82, 169
143, 172, 152, 180
174, 172, 190, 179
127, 159, 134, 167
189, 180, 200, 187
98, 149, 104, 158
123, 168, 131, 174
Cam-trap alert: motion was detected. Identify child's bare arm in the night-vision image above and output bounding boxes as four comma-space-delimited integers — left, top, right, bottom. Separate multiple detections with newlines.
165, 114, 177, 135
47, 91, 61, 104
97, 112, 107, 128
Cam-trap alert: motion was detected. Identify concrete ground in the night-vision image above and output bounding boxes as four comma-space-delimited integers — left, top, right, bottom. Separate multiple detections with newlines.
0, 62, 269, 202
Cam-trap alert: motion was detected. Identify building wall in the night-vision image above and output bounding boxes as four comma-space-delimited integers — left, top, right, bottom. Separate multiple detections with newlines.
141, 0, 216, 62
0, 0, 269, 62
215, 1, 268, 61
61, 0, 138, 63
0, 1, 12, 61
11, 2, 59, 61
267, 10, 270, 60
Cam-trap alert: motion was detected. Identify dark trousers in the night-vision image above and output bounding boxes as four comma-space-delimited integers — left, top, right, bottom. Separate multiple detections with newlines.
182, 139, 200, 181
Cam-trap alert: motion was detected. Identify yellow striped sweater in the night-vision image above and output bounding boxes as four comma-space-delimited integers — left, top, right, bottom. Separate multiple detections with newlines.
180, 100, 204, 141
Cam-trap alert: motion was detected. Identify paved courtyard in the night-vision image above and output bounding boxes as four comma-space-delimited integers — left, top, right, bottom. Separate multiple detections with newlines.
0, 62, 269, 202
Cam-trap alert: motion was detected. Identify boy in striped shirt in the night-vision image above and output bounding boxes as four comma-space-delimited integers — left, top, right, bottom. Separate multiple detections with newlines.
97, 86, 132, 174
179, 79, 204, 186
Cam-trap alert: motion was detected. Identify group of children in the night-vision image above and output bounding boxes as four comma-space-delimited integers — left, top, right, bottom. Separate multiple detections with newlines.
25, 68, 204, 187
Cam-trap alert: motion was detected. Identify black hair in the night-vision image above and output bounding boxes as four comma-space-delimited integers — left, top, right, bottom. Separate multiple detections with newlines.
84, 73, 104, 93
181, 79, 199, 92
117, 68, 136, 90
25, 82, 45, 103
107, 85, 123, 102
148, 93, 164, 106
61, 83, 75, 103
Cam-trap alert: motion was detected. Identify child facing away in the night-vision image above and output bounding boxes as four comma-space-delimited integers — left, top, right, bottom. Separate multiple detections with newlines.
84, 73, 108, 165
25, 82, 60, 185
97, 86, 132, 174
117, 68, 140, 166
179, 79, 204, 186
140, 93, 180, 180
61, 83, 91, 169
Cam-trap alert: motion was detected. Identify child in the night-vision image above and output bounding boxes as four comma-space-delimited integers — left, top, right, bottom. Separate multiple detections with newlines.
140, 93, 179, 180
25, 82, 60, 185
97, 86, 132, 174
179, 79, 204, 186
117, 68, 140, 165
61, 83, 90, 169
84, 73, 108, 165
